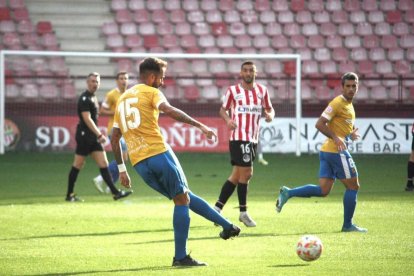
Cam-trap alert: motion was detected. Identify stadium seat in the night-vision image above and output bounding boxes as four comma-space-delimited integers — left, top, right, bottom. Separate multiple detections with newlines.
296, 10, 312, 24
111, 0, 127, 11
320, 61, 336, 74
370, 86, 388, 101
240, 10, 257, 23
152, 9, 168, 23
327, 78, 341, 89
184, 85, 200, 101
31, 57, 48, 72
12, 8, 30, 21
255, 0, 270, 11
364, 79, 380, 87
217, 35, 234, 48
313, 11, 330, 24
300, 83, 312, 101
170, 9, 186, 23
224, 10, 241, 23
199, 34, 215, 48
138, 22, 155, 35
209, 23, 225, 36
307, 35, 324, 49
36, 21, 53, 34
362, 35, 379, 49
344, 35, 361, 48
264, 22, 281, 36
376, 60, 393, 76
264, 60, 282, 75
355, 85, 369, 101
344, 0, 360, 11
106, 34, 124, 49
358, 60, 374, 75
202, 85, 219, 101
338, 23, 355, 36
326, 35, 342, 49
0, 7, 10, 21
146, 0, 163, 11
386, 11, 402, 24
297, 48, 312, 60
393, 22, 410, 36
356, 23, 373, 36
175, 22, 191, 35
253, 35, 270, 48
192, 22, 209, 36
278, 11, 294, 23
247, 22, 264, 36
332, 47, 349, 61
350, 48, 367, 61
125, 34, 143, 48
368, 11, 385, 23
115, 9, 132, 23
290, 34, 306, 49
236, 0, 253, 11
379, 0, 396, 11
190, 60, 208, 75
200, 0, 217, 11
308, 0, 324, 12
229, 22, 246, 36
315, 86, 331, 100
180, 34, 197, 48
408, 48, 414, 61
362, 0, 378, 11
381, 35, 398, 49
21, 83, 39, 99
157, 22, 173, 35
0, 20, 16, 33
6, 84, 20, 98
283, 23, 300, 36
388, 48, 404, 61
235, 34, 251, 48
400, 35, 414, 49
349, 11, 366, 24
331, 11, 348, 24
210, 60, 227, 74
320, 23, 336, 36
394, 60, 411, 76
302, 60, 319, 75
128, 0, 145, 10
404, 10, 414, 24
339, 61, 356, 73
2, 32, 20, 48
62, 83, 76, 100
271, 35, 288, 48
374, 22, 391, 35
116, 59, 134, 72
314, 48, 331, 61
398, 0, 413, 11
369, 47, 385, 61
302, 23, 318, 36
260, 10, 275, 24
120, 22, 136, 35
40, 84, 59, 100
188, 10, 205, 23
9, 0, 25, 9
326, 0, 342, 12
206, 10, 223, 23
272, 0, 289, 11
102, 22, 118, 36
388, 86, 401, 101
290, 0, 305, 12
218, 0, 234, 11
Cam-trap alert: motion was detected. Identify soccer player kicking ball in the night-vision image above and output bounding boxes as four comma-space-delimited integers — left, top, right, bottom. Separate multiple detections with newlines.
111, 57, 240, 267
276, 72, 367, 233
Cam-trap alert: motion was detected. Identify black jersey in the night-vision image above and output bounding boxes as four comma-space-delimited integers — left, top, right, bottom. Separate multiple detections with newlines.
77, 90, 99, 133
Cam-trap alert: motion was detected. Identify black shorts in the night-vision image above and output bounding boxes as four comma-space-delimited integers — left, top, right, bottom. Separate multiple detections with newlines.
411, 131, 414, 151
75, 128, 103, 156
229, 141, 257, 167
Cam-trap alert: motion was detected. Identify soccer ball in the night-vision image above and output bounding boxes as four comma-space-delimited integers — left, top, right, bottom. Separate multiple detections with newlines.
296, 235, 323, 262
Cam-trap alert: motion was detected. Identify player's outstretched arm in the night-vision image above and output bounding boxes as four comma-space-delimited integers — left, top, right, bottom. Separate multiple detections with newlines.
111, 127, 131, 188
159, 102, 217, 141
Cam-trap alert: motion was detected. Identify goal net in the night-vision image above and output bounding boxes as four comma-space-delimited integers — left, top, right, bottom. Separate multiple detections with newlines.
0, 50, 302, 155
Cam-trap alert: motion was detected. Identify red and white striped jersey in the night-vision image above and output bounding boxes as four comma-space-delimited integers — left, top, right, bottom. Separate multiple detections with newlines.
222, 83, 273, 142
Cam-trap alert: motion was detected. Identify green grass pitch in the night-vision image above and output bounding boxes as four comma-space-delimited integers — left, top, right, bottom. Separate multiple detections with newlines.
0, 152, 413, 275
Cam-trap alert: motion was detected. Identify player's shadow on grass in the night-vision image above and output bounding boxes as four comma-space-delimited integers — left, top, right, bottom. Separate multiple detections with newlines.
1, 227, 202, 241
269, 264, 310, 268
26, 265, 191, 276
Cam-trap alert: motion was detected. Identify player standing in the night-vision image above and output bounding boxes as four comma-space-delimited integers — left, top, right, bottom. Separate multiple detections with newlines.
65, 72, 131, 202
276, 72, 367, 233
93, 71, 130, 193
214, 61, 275, 227
111, 57, 240, 266
405, 122, 414, 191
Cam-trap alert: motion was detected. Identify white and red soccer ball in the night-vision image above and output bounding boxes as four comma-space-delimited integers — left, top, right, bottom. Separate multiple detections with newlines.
296, 235, 323, 262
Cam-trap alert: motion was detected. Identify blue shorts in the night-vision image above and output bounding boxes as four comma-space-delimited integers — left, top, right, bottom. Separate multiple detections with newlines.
319, 150, 358, 180
134, 148, 189, 200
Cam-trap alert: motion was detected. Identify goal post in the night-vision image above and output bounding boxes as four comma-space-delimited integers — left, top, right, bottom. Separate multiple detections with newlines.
0, 50, 302, 155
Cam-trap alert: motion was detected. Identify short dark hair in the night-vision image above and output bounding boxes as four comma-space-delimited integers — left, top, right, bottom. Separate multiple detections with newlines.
87, 72, 100, 79
139, 57, 167, 77
116, 71, 128, 79
241, 61, 255, 69
341, 72, 358, 86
